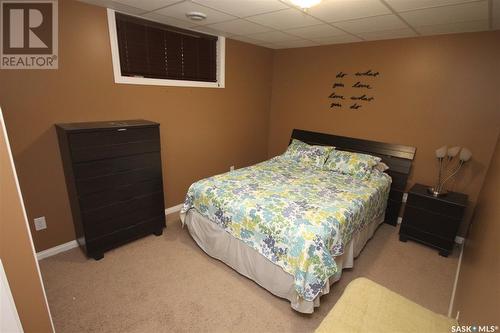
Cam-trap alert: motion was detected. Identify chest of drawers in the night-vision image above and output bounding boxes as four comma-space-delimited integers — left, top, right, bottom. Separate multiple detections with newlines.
56, 120, 166, 260
399, 183, 467, 256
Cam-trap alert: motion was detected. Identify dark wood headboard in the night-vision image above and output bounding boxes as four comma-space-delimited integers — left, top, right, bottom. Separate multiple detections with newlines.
290, 129, 416, 226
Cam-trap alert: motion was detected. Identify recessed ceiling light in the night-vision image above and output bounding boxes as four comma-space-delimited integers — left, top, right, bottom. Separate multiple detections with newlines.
290, 0, 322, 9
186, 11, 207, 21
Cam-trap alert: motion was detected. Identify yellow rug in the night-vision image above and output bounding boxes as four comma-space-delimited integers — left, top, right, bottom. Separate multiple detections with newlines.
316, 277, 457, 333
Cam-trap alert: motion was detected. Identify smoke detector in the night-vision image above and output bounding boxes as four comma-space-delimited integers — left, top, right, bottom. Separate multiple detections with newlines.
186, 11, 207, 21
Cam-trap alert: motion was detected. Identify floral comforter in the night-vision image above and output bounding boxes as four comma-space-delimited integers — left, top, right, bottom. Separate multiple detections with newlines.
180, 157, 391, 301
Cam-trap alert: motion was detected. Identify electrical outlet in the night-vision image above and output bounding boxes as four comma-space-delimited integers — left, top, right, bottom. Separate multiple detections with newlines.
230, 165, 235, 171
34, 216, 47, 231
402, 193, 408, 203
397, 217, 403, 224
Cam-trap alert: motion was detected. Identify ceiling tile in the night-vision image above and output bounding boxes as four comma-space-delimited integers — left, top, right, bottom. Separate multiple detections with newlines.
229, 36, 276, 48
306, 0, 391, 23
246, 8, 322, 30
311, 34, 363, 45
205, 19, 272, 35
192, 0, 288, 18
259, 44, 277, 49
493, 0, 500, 18
79, 0, 146, 14
142, 12, 198, 28
246, 40, 276, 48
229, 35, 266, 44
246, 31, 300, 43
357, 28, 418, 40
273, 39, 320, 49
154, 1, 237, 25
191, 25, 232, 36
80, 0, 494, 49
384, 0, 475, 12
416, 19, 489, 35
113, 0, 181, 12
333, 15, 408, 34
400, 1, 488, 27
285, 24, 346, 38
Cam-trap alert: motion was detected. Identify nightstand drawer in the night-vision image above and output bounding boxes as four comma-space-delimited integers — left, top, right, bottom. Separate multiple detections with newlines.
407, 193, 465, 219
403, 205, 460, 239
400, 224, 454, 252
399, 183, 467, 256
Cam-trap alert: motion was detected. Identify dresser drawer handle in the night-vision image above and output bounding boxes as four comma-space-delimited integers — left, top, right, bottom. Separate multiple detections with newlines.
117, 128, 127, 132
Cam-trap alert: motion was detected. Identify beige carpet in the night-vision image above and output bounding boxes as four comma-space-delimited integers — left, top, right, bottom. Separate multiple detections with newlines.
39, 219, 459, 333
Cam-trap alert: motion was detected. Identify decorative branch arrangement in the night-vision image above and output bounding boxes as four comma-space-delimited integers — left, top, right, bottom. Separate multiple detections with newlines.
328, 69, 380, 110
429, 146, 472, 196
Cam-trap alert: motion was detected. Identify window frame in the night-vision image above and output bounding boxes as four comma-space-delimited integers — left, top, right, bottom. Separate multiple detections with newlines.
106, 9, 225, 89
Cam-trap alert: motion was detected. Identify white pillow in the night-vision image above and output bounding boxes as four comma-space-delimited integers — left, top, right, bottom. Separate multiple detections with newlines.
374, 162, 389, 172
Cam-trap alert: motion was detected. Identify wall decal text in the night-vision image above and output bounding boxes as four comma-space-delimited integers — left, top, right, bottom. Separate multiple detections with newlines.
351, 94, 374, 101
355, 69, 379, 77
352, 81, 372, 89
329, 92, 345, 99
329, 70, 380, 111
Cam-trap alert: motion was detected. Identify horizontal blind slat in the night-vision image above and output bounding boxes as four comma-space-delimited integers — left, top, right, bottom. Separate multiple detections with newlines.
115, 13, 217, 83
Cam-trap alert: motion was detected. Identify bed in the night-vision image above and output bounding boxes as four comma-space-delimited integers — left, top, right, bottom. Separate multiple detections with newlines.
180, 129, 416, 313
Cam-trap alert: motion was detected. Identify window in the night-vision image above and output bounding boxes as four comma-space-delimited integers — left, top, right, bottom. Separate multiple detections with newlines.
107, 9, 225, 88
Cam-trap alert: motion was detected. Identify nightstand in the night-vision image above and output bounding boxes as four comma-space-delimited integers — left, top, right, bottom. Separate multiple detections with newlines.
399, 183, 467, 257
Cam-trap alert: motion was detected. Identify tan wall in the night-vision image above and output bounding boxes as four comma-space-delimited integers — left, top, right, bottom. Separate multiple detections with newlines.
268, 31, 500, 234
1, 0, 499, 250
0, 111, 53, 332
453, 135, 500, 324
0, 0, 273, 251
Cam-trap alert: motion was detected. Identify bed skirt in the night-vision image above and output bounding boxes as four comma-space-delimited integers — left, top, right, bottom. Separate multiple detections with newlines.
183, 210, 385, 313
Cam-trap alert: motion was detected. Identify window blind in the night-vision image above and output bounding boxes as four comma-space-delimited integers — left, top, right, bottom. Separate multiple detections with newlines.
115, 13, 218, 82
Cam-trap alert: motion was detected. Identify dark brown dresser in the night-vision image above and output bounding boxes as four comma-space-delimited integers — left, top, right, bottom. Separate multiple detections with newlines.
399, 183, 467, 256
56, 120, 166, 260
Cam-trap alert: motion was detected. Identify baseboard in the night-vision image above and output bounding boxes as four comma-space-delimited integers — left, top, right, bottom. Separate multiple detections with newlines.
165, 203, 183, 216
36, 204, 184, 261
448, 240, 465, 318
36, 240, 79, 261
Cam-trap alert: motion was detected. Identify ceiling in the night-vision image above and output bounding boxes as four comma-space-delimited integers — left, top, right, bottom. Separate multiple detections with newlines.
80, 0, 500, 49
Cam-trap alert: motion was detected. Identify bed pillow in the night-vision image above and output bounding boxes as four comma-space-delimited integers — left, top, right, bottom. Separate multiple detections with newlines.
374, 161, 389, 172
324, 150, 381, 179
282, 139, 333, 168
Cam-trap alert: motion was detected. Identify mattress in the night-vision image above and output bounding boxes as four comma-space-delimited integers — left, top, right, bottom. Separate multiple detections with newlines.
180, 156, 391, 308
185, 209, 385, 313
